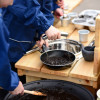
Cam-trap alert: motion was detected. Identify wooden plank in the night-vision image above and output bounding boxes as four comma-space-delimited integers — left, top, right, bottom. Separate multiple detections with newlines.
93, 15, 100, 76
41, 65, 71, 77
15, 51, 43, 71
67, 30, 95, 46
26, 76, 42, 83
58, 23, 75, 35
15, 28, 95, 80
41, 59, 78, 77
21, 70, 97, 88
70, 58, 98, 81
95, 15, 100, 47
64, 0, 83, 13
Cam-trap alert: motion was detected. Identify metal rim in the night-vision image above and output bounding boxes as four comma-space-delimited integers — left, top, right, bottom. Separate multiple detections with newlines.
40, 49, 75, 67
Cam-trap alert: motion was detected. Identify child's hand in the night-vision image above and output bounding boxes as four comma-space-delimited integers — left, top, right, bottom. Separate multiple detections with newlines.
57, 0, 64, 9
9, 81, 24, 95
36, 34, 49, 49
54, 8, 63, 18
45, 25, 61, 40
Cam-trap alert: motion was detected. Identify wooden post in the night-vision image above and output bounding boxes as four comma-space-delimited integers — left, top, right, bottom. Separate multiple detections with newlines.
93, 15, 100, 76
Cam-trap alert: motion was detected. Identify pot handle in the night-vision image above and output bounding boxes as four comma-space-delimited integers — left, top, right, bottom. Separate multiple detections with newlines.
42, 32, 69, 38
24, 47, 40, 55
60, 32, 69, 37
42, 44, 49, 52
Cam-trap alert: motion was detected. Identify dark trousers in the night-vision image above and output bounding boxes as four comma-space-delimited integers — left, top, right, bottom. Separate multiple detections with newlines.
0, 89, 8, 100
10, 62, 26, 84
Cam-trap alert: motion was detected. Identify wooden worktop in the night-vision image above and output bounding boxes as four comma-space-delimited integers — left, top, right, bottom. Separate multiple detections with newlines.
15, 0, 98, 84
64, 0, 83, 13
15, 25, 96, 80
15, 0, 83, 73
40, 30, 96, 80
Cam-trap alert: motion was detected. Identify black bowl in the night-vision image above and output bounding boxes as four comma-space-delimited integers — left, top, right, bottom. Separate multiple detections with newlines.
82, 46, 95, 61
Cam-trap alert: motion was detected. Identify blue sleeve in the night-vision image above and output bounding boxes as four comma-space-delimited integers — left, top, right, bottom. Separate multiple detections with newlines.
7, 0, 52, 35
24, 0, 52, 35
0, 13, 19, 91
52, 0, 60, 11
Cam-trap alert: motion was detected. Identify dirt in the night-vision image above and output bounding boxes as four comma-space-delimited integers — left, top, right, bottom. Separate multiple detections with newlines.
7, 88, 80, 100
43, 56, 72, 66
8, 92, 80, 100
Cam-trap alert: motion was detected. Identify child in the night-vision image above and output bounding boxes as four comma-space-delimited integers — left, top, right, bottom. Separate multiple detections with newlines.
0, 0, 24, 95
3, 0, 62, 68
53, 0, 64, 18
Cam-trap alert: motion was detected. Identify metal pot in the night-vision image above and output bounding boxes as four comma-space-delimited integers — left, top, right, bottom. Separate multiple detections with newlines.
4, 80, 95, 100
60, 16, 71, 27
48, 39, 83, 56
25, 39, 82, 69
25, 46, 76, 69
25, 39, 83, 56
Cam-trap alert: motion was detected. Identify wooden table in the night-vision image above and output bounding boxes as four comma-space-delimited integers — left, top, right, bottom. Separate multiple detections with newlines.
14, 0, 100, 94
15, 23, 97, 89
15, 0, 100, 94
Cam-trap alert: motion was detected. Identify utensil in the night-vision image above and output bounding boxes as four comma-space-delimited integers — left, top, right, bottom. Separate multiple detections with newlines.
42, 35, 48, 57
25, 39, 82, 56
24, 90, 46, 96
60, 16, 71, 27
5, 80, 95, 100
40, 50, 75, 69
25, 47, 40, 55
48, 39, 83, 56
67, 12, 78, 20
26, 48, 76, 69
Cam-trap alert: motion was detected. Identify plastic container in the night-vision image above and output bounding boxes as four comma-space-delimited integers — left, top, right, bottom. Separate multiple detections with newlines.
78, 29, 90, 42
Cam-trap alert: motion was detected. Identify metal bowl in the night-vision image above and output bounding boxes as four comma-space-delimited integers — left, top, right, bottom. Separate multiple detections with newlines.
60, 16, 71, 27
84, 10, 98, 18
67, 12, 78, 20
48, 39, 83, 56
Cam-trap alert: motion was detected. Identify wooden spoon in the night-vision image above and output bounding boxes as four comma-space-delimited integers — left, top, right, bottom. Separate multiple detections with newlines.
24, 90, 46, 96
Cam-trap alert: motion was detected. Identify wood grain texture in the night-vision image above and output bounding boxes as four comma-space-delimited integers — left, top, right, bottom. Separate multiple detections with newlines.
41, 65, 72, 77
70, 58, 98, 81
15, 51, 43, 71
15, 0, 99, 88
20, 70, 97, 88
15, 30, 95, 80
64, 0, 83, 13
93, 15, 100, 76
41, 58, 78, 77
